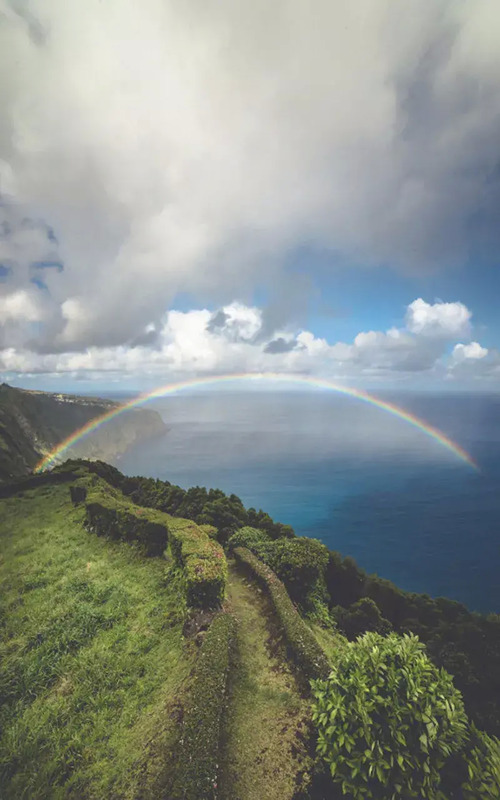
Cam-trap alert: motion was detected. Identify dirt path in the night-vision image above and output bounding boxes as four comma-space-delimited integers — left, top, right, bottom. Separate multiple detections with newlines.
219, 561, 312, 800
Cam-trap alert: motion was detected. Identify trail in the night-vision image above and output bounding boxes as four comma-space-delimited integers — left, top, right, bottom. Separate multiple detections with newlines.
220, 560, 312, 800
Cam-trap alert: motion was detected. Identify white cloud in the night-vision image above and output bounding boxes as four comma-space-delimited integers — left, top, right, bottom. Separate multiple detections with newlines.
451, 341, 488, 362
0, 289, 45, 323
405, 298, 471, 339
446, 340, 500, 380
2, 296, 494, 385
0, 1, 500, 352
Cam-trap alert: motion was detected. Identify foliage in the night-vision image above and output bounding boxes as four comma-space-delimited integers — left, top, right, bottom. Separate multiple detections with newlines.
334, 597, 392, 639
75, 466, 228, 608
227, 525, 272, 551
85, 500, 168, 556
461, 726, 500, 799
266, 537, 329, 608
62, 460, 296, 541
0, 482, 192, 799
312, 632, 468, 800
325, 550, 500, 737
168, 518, 227, 608
59, 460, 500, 738
172, 612, 236, 800
233, 547, 330, 681
229, 530, 329, 611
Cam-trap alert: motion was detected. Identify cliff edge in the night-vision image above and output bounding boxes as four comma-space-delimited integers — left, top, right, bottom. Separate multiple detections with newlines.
0, 383, 167, 482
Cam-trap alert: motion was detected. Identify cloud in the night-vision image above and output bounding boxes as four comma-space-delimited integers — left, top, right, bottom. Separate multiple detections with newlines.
264, 337, 297, 354
0, 1, 500, 353
451, 341, 488, 362
405, 298, 471, 339
2, 296, 492, 385
447, 340, 500, 379
205, 302, 262, 342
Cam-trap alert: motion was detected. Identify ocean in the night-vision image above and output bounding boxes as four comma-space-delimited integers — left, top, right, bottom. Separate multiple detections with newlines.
115, 390, 500, 614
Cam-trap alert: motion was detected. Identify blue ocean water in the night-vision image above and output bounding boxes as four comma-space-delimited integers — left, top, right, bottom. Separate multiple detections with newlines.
116, 390, 500, 614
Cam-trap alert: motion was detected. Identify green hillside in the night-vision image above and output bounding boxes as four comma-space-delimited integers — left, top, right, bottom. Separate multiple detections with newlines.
1, 462, 500, 799
0, 383, 166, 482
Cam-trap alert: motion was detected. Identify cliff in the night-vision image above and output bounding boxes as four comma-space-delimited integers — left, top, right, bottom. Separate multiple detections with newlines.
0, 383, 167, 481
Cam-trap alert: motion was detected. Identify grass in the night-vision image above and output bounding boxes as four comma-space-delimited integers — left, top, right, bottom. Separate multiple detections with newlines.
220, 561, 313, 800
0, 483, 195, 799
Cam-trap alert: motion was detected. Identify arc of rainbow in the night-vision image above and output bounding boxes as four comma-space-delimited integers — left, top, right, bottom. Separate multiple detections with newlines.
35, 372, 478, 472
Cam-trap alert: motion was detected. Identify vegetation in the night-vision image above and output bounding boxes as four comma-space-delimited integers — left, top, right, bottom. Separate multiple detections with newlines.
326, 553, 500, 737
2, 457, 500, 798
72, 467, 228, 609
168, 517, 227, 608
0, 482, 193, 799
220, 562, 312, 800
71, 460, 295, 541
233, 547, 330, 681
0, 383, 165, 482
312, 632, 469, 799
461, 726, 500, 799
229, 529, 329, 611
173, 612, 236, 800
54, 459, 500, 738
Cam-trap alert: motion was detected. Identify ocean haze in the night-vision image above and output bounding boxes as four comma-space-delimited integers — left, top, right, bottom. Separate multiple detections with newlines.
113, 390, 499, 613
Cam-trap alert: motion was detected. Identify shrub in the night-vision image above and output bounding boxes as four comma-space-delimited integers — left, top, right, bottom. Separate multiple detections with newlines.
227, 525, 272, 551
85, 501, 168, 557
461, 726, 500, 799
311, 632, 469, 800
172, 612, 236, 799
233, 547, 330, 681
267, 537, 329, 608
198, 524, 218, 539
334, 597, 392, 639
168, 519, 227, 608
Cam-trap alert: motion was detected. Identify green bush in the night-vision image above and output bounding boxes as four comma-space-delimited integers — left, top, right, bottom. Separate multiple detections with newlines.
172, 612, 236, 799
227, 525, 272, 551
311, 632, 468, 799
334, 597, 392, 640
267, 537, 329, 608
230, 532, 329, 611
233, 547, 330, 681
84, 500, 168, 557
461, 726, 500, 799
168, 519, 227, 608
198, 523, 218, 539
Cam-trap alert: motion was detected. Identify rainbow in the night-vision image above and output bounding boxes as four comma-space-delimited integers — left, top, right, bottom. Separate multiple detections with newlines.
35, 372, 479, 472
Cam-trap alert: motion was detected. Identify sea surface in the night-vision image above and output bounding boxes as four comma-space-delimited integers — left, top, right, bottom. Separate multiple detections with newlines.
114, 390, 500, 614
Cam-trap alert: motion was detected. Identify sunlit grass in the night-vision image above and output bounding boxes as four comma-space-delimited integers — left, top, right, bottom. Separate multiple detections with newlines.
0, 484, 193, 799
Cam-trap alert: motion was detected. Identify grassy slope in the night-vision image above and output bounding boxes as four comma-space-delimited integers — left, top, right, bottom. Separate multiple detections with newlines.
0, 483, 194, 800
220, 561, 313, 800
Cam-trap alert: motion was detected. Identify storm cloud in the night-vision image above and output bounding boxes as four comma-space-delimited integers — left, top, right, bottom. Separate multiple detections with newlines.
0, 0, 499, 365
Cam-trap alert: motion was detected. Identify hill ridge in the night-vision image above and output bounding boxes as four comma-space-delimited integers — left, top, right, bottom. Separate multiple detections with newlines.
0, 383, 166, 481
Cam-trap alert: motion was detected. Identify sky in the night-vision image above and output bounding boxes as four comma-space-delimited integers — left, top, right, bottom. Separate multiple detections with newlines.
1, 0, 500, 393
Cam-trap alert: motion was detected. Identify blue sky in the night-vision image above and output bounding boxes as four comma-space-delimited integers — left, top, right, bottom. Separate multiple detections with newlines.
1, 1, 499, 392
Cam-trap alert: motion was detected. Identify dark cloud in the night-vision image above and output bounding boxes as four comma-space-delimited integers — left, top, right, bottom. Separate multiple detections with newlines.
206, 310, 230, 333
0, 1, 499, 362
264, 337, 297, 354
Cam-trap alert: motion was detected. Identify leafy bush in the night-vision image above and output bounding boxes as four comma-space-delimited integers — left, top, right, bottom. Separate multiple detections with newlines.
168, 519, 227, 608
233, 547, 330, 680
461, 726, 500, 799
198, 524, 218, 539
267, 537, 329, 608
230, 532, 329, 611
312, 632, 468, 799
172, 612, 236, 799
334, 597, 392, 639
84, 500, 168, 556
227, 525, 272, 551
